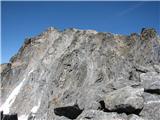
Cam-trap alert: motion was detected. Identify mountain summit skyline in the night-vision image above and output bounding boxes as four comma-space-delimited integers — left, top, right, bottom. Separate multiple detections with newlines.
1, 27, 160, 120
1, 1, 160, 63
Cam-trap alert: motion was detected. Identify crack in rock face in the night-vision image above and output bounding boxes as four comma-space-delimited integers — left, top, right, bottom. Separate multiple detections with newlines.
144, 89, 160, 95
1, 27, 160, 120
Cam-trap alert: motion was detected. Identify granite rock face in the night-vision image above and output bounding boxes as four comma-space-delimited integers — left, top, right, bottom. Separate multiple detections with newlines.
0, 27, 160, 120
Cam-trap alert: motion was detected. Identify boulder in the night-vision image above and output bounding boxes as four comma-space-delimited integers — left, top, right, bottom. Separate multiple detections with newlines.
140, 102, 160, 120
77, 110, 127, 120
140, 72, 160, 94
103, 86, 144, 114
128, 114, 144, 120
140, 92, 160, 120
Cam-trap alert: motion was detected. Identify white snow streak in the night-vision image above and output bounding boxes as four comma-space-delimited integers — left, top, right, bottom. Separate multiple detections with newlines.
0, 78, 26, 114
0, 69, 34, 114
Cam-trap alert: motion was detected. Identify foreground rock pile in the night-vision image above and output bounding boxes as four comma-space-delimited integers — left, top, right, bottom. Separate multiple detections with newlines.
0, 27, 160, 120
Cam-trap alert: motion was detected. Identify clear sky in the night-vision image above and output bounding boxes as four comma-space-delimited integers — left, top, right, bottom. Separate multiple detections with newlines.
1, 1, 160, 63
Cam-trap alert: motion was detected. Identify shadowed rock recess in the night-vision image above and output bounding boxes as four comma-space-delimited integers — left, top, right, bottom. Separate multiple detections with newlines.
0, 27, 160, 120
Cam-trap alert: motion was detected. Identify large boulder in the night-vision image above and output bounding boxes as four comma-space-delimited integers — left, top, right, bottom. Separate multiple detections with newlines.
103, 86, 144, 114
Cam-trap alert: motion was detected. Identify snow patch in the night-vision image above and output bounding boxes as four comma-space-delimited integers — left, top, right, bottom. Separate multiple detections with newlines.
0, 78, 26, 114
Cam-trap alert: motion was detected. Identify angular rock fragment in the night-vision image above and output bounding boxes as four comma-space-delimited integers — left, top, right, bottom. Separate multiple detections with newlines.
77, 110, 128, 120
104, 86, 144, 114
140, 92, 160, 120
143, 92, 160, 103
140, 102, 160, 120
140, 72, 160, 94
128, 114, 144, 120
54, 116, 71, 120
153, 64, 160, 73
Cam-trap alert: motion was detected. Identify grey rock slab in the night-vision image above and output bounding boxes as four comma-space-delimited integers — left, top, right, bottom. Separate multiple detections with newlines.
140, 102, 160, 120
76, 110, 128, 120
104, 86, 144, 111
140, 72, 160, 91
140, 92, 160, 120
128, 114, 145, 120
153, 64, 160, 73
54, 116, 71, 120
143, 92, 160, 103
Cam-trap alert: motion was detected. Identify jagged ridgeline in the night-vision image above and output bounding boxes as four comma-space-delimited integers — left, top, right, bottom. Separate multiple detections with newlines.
0, 27, 160, 120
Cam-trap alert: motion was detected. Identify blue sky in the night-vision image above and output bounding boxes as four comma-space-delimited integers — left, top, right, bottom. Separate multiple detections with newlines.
1, 1, 160, 63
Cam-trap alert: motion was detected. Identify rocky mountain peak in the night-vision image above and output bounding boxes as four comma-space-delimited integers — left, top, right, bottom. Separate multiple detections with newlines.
140, 28, 157, 40
1, 27, 160, 120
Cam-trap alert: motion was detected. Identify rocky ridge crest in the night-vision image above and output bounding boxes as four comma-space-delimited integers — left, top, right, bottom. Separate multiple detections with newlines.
0, 27, 160, 120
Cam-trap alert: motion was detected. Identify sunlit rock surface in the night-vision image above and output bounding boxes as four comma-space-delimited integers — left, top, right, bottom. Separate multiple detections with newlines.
0, 27, 160, 120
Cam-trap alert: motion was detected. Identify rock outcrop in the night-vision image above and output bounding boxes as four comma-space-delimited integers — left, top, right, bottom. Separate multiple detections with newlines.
0, 27, 160, 120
